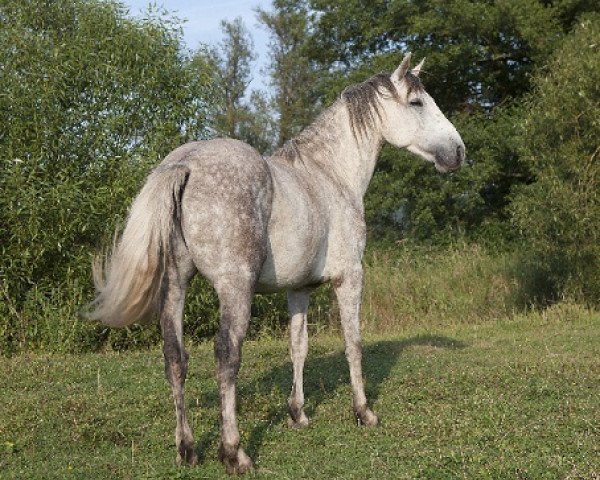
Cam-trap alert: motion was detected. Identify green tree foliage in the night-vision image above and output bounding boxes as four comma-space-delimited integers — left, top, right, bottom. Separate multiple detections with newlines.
265, 0, 598, 241
211, 17, 277, 153
307, 0, 596, 110
0, 0, 218, 352
213, 17, 256, 138
237, 90, 278, 154
258, 0, 318, 145
510, 14, 600, 305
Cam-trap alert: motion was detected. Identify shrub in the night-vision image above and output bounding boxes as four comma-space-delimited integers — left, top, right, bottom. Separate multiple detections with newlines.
0, 0, 218, 353
510, 14, 600, 306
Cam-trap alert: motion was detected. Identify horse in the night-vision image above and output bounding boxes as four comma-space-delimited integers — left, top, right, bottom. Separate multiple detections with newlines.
89, 53, 465, 474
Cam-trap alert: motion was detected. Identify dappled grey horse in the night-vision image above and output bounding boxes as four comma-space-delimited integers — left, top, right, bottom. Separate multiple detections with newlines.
89, 53, 465, 474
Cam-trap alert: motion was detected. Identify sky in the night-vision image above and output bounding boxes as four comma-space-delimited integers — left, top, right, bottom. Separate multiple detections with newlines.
120, 0, 272, 91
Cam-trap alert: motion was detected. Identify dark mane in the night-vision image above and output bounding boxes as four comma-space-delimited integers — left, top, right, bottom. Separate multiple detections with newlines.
342, 72, 423, 139
342, 73, 397, 139
270, 106, 338, 165
271, 71, 424, 164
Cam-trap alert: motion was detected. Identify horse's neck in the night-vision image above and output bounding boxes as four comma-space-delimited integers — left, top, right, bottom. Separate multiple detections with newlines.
330, 106, 383, 197
292, 101, 383, 200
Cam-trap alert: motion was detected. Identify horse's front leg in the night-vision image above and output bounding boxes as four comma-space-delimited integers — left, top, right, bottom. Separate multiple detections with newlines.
161, 271, 198, 466
287, 289, 310, 428
214, 280, 254, 475
334, 268, 379, 426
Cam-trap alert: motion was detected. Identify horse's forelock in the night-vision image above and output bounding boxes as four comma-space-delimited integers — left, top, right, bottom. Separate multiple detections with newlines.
342, 72, 423, 140
404, 72, 424, 95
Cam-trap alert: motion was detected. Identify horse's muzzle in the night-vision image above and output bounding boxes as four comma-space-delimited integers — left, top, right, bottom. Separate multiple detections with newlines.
450, 144, 466, 170
435, 143, 465, 172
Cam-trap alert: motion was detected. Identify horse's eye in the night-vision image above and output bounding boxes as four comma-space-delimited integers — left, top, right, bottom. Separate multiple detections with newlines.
409, 99, 423, 107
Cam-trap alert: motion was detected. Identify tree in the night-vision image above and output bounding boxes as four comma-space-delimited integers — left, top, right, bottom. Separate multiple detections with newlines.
290, 0, 599, 241
258, 0, 317, 145
510, 13, 600, 305
213, 17, 256, 138
237, 90, 278, 155
0, 0, 219, 352
210, 17, 277, 153
305, 0, 597, 112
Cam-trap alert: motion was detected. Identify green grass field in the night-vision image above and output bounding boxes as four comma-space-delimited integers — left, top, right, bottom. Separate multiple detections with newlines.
1, 303, 598, 479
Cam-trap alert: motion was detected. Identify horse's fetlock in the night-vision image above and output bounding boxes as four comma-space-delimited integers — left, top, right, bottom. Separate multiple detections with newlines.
176, 441, 198, 466
287, 414, 310, 429
218, 440, 239, 461
354, 405, 379, 427
219, 440, 253, 475
288, 401, 303, 419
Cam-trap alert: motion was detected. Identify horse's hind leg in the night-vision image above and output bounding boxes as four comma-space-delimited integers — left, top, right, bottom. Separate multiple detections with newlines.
160, 256, 198, 466
287, 289, 310, 428
334, 269, 379, 426
214, 275, 255, 475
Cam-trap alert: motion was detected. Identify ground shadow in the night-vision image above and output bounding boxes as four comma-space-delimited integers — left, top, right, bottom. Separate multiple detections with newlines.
239, 334, 466, 461
192, 334, 465, 463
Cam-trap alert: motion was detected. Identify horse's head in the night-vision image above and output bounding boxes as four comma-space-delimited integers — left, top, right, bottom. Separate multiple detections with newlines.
379, 53, 465, 173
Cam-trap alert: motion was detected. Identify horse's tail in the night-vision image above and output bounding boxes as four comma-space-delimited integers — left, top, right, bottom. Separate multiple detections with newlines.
87, 164, 190, 327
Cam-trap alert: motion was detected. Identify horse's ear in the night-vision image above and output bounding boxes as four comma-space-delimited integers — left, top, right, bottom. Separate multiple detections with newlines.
391, 52, 412, 83
412, 58, 426, 77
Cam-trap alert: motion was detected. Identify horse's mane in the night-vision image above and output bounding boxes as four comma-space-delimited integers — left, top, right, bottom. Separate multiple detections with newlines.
270, 106, 338, 166
271, 71, 423, 166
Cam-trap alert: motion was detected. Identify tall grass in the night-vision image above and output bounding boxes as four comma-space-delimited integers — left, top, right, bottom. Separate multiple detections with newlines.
361, 243, 519, 330
0, 242, 577, 355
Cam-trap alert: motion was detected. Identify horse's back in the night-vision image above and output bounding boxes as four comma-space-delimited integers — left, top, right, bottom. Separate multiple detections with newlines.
166, 139, 274, 285
162, 138, 264, 169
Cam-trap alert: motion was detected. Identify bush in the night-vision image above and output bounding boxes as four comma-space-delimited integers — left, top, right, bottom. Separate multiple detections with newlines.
0, 0, 218, 354
510, 14, 600, 306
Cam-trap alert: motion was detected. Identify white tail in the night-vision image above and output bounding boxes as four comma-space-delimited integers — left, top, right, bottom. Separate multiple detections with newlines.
88, 165, 190, 327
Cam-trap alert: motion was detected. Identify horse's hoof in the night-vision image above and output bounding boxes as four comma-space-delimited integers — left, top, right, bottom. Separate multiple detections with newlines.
219, 443, 254, 475
355, 406, 379, 427
287, 413, 310, 429
176, 446, 198, 466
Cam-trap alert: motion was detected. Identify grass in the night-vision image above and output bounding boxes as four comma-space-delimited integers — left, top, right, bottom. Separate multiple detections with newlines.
1, 303, 598, 479
2, 243, 527, 354
362, 244, 520, 330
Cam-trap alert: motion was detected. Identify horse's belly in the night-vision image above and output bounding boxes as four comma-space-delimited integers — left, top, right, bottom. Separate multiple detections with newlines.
256, 239, 328, 293
257, 159, 330, 292
257, 193, 328, 292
